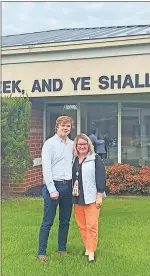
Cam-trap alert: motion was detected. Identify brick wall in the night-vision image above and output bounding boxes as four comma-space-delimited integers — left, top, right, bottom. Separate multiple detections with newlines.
2, 99, 44, 193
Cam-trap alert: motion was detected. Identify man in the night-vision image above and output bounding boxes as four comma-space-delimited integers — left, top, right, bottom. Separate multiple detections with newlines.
89, 129, 103, 153
104, 133, 113, 159
96, 136, 106, 160
38, 115, 74, 261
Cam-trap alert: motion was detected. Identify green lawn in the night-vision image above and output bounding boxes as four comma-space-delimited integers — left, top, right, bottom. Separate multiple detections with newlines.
2, 197, 150, 276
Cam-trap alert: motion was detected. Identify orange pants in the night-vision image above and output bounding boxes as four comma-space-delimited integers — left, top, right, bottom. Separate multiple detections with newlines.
74, 202, 100, 252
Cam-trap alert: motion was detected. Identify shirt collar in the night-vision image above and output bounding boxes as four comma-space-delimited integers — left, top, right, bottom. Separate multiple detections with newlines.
55, 133, 69, 144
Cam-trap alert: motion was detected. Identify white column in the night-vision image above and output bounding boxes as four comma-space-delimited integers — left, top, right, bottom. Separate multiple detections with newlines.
118, 101, 122, 163
77, 102, 81, 134
43, 102, 47, 142
84, 104, 88, 133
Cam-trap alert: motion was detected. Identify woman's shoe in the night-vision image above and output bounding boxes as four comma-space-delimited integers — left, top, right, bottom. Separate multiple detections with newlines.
88, 252, 96, 263
88, 258, 96, 263
88, 256, 96, 263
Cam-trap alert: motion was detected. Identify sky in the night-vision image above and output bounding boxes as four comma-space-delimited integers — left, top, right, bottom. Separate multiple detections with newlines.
2, 1, 150, 36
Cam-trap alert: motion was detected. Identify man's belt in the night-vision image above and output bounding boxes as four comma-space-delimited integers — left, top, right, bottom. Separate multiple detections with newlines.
54, 180, 72, 184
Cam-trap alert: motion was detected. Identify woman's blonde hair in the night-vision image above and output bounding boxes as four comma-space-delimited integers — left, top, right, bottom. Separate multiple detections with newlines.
74, 133, 95, 156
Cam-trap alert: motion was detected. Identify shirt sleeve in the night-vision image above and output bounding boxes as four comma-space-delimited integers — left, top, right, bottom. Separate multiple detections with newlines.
95, 154, 106, 193
92, 135, 105, 145
96, 139, 105, 145
42, 140, 57, 194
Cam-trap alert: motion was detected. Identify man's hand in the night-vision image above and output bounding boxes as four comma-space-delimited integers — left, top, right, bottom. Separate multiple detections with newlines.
96, 193, 102, 209
50, 191, 59, 200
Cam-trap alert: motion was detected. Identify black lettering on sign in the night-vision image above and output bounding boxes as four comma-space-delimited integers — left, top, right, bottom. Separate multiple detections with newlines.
122, 74, 134, 89
145, 73, 150, 87
31, 80, 41, 92
81, 77, 90, 90
70, 77, 80, 91
12, 80, 22, 93
53, 79, 63, 91
111, 75, 122, 89
42, 79, 51, 92
98, 76, 109, 90
135, 74, 145, 88
3, 81, 11, 93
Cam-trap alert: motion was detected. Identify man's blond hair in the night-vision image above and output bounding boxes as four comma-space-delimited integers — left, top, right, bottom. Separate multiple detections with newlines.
55, 115, 74, 132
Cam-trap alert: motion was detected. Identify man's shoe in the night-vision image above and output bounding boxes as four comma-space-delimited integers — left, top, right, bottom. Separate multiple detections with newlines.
57, 251, 69, 256
37, 255, 48, 262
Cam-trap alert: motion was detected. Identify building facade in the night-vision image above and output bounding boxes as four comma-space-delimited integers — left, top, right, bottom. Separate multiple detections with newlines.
2, 25, 150, 193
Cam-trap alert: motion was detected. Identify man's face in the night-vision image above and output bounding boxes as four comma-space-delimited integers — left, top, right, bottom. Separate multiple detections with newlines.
57, 122, 71, 137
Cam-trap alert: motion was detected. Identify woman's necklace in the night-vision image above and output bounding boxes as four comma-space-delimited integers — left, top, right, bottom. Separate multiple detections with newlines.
78, 156, 85, 164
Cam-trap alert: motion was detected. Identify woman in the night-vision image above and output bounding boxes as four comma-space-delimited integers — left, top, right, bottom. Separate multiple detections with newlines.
72, 133, 106, 263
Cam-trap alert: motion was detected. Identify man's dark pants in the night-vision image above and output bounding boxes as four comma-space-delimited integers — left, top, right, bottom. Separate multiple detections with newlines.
38, 181, 72, 256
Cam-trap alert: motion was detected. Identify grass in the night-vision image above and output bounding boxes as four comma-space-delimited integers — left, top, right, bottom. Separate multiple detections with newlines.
2, 197, 150, 276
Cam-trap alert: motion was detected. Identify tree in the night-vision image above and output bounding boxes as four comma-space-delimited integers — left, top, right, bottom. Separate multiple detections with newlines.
1, 96, 33, 183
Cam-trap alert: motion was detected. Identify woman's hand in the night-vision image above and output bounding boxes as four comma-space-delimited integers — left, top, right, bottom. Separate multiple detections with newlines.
96, 193, 102, 209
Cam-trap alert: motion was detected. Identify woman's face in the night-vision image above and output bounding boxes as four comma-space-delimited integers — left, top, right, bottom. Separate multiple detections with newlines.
76, 138, 89, 156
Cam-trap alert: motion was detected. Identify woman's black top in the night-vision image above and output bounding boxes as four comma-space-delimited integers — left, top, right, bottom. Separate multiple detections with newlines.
72, 157, 85, 205
72, 154, 106, 206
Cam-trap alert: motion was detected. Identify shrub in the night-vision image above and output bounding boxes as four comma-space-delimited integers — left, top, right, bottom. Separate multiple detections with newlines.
1, 96, 33, 184
107, 163, 150, 195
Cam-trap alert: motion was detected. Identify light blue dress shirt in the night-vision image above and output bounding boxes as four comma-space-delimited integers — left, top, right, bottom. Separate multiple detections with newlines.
42, 134, 74, 194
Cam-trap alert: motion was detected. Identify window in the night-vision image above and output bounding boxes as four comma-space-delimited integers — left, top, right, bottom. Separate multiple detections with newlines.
81, 103, 118, 165
121, 103, 150, 166
46, 103, 77, 139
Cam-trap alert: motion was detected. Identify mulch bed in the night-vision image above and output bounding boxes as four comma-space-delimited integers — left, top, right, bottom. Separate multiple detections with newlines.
2, 185, 42, 200
2, 185, 149, 200
23, 185, 42, 197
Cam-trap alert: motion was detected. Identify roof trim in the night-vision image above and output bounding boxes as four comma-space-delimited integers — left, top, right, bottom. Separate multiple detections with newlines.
2, 35, 150, 56
3, 24, 150, 38
2, 25, 150, 49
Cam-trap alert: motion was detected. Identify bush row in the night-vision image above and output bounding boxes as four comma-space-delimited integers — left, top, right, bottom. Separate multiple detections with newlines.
1, 96, 33, 184
106, 164, 150, 195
